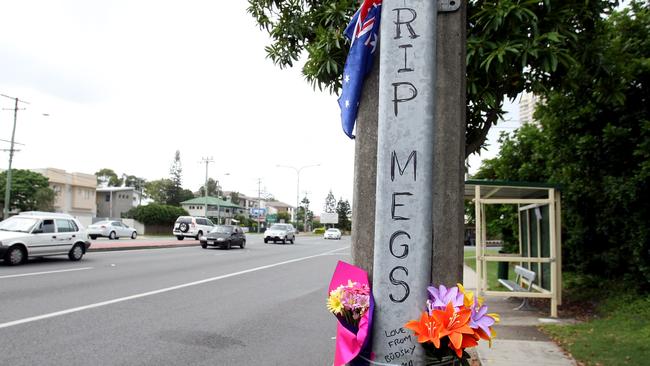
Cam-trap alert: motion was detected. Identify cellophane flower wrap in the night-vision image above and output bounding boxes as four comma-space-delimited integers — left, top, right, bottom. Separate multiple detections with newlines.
404, 284, 500, 363
327, 261, 374, 366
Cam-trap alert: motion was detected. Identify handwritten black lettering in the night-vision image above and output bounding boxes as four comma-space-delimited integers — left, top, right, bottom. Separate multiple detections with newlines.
391, 192, 413, 220
391, 150, 417, 181
389, 230, 410, 259
398, 44, 414, 73
389, 266, 410, 303
392, 82, 418, 116
393, 8, 419, 40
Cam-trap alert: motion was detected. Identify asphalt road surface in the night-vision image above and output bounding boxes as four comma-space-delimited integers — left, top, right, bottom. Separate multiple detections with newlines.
0, 235, 351, 366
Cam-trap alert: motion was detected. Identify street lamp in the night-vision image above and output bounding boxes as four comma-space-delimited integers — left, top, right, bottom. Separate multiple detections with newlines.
276, 164, 320, 230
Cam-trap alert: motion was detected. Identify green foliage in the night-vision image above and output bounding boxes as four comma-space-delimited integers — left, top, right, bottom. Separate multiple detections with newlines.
313, 227, 326, 234
336, 198, 351, 231
167, 150, 184, 206
125, 204, 188, 226
324, 190, 336, 213
277, 211, 291, 223
247, 0, 617, 155
542, 290, 650, 366
0, 170, 56, 212
473, 2, 650, 287
144, 179, 173, 204
95, 168, 122, 187
198, 178, 221, 198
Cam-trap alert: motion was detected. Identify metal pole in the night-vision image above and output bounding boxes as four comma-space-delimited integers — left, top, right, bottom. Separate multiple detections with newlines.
201, 157, 213, 219
296, 169, 300, 228
3, 98, 19, 219
257, 178, 262, 233
370, 2, 462, 364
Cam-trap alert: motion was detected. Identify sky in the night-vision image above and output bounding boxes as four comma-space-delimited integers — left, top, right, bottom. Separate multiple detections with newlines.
0, 0, 520, 215
0, 0, 354, 214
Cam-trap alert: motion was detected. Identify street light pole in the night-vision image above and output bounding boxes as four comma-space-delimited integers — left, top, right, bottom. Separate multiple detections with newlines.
201, 157, 214, 218
277, 163, 320, 230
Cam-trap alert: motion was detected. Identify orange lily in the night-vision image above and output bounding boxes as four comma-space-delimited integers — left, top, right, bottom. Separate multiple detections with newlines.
404, 311, 442, 348
432, 302, 475, 358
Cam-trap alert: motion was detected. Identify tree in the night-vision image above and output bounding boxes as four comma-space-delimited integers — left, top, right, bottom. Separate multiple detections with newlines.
167, 150, 184, 206
95, 168, 122, 187
125, 204, 188, 226
197, 178, 220, 197
336, 198, 351, 231
247, 0, 616, 156
229, 191, 241, 205
144, 179, 173, 204
123, 174, 147, 204
277, 211, 291, 223
324, 190, 336, 213
472, 1, 650, 287
0, 170, 56, 212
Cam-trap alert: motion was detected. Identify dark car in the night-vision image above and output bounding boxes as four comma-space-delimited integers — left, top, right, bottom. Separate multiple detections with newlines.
199, 225, 246, 250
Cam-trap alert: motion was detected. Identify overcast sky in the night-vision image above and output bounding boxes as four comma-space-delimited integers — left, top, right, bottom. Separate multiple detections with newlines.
0, 0, 358, 213
0, 0, 518, 214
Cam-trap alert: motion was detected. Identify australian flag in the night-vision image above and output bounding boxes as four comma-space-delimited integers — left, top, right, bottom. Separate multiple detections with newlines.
338, 0, 382, 139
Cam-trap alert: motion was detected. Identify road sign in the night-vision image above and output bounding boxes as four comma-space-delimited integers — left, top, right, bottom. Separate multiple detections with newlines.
266, 214, 278, 223
320, 212, 338, 224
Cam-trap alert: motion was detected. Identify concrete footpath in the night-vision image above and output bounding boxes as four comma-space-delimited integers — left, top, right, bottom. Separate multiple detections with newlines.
463, 265, 576, 366
87, 236, 201, 251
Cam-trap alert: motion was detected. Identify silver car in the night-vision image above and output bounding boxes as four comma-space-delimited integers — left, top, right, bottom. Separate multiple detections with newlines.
0, 212, 91, 266
87, 220, 137, 240
264, 223, 296, 244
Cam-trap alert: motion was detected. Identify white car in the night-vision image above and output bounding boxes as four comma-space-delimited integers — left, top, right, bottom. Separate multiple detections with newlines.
264, 223, 296, 244
324, 228, 342, 240
87, 220, 137, 240
0, 211, 91, 266
173, 216, 215, 240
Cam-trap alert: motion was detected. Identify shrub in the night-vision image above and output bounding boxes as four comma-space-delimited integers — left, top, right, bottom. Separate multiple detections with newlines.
125, 204, 188, 226
313, 227, 325, 234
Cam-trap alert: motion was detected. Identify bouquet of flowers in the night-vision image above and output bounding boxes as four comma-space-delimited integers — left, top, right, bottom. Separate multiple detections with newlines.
327, 261, 374, 366
327, 279, 371, 327
404, 284, 499, 363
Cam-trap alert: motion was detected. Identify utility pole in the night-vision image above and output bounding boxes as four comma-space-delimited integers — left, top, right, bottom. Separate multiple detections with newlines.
1, 94, 29, 219
365, 2, 465, 364
257, 178, 262, 233
201, 157, 214, 218
277, 164, 320, 230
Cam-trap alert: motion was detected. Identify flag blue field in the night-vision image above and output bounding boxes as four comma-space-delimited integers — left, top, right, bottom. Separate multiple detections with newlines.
338, 0, 382, 139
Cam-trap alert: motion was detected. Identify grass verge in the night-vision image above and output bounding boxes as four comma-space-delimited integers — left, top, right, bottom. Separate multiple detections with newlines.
464, 248, 516, 290
541, 292, 650, 366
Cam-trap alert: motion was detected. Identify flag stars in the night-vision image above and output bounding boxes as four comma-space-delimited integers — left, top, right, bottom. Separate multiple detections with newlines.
344, 74, 351, 83
345, 100, 351, 108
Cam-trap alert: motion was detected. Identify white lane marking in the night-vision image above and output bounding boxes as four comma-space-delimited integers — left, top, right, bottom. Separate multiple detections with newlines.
0, 246, 350, 330
0, 267, 93, 279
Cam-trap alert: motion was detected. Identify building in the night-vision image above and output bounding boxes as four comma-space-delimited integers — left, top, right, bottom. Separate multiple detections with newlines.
181, 196, 247, 224
96, 187, 142, 219
519, 91, 542, 125
263, 200, 295, 222
223, 191, 258, 211
31, 168, 97, 226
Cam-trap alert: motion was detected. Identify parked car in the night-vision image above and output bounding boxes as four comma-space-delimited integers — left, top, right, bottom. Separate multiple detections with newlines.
264, 223, 296, 244
87, 220, 137, 240
200, 225, 246, 250
324, 228, 342, 240
0, 211, 91, 266
172, 216, 215, 240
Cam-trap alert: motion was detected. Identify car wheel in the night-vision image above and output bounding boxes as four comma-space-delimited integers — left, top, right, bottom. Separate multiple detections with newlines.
131, 231, 137, 239
89, 235, 97, 240
281, 238, 286, 244
195, 231, 203, 240
201, 243, 207, 249
226, 241, 232, 250
289, 237, 294, 244
109, 231, 116, 240
5, 246, 26, 266
68, 244, 84, 261
177, 236, 184, 241
264, 238, 268, 243
240, 240, 246, 249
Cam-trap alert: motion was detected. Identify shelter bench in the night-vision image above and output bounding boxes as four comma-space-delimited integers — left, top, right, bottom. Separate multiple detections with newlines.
499, 265, 536, 310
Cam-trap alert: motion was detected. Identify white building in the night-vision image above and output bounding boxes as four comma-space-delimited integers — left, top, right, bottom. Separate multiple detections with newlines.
31, 168, 97, 226
519, 91, 542, 125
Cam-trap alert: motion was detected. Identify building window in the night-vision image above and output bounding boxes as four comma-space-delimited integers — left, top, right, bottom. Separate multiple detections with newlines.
105, 194, 110, 202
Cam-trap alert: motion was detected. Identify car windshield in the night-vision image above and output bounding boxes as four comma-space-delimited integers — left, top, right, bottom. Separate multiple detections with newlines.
0, 217, 39, 233
211, 225, 233, 233
270, 224, 288, 230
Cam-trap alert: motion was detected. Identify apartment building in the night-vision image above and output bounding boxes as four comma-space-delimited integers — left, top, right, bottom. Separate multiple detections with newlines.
31, 168, 97, 226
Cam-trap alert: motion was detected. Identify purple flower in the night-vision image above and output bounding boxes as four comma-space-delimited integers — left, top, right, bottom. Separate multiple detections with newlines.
469, 296, 495, 337
427, 285, 464, 311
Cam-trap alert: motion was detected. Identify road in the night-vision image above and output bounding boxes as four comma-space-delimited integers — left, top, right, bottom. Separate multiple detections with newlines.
0, 235, 351, 366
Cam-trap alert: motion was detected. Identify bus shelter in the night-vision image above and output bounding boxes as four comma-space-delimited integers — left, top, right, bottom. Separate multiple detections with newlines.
465, 180, 562, 317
